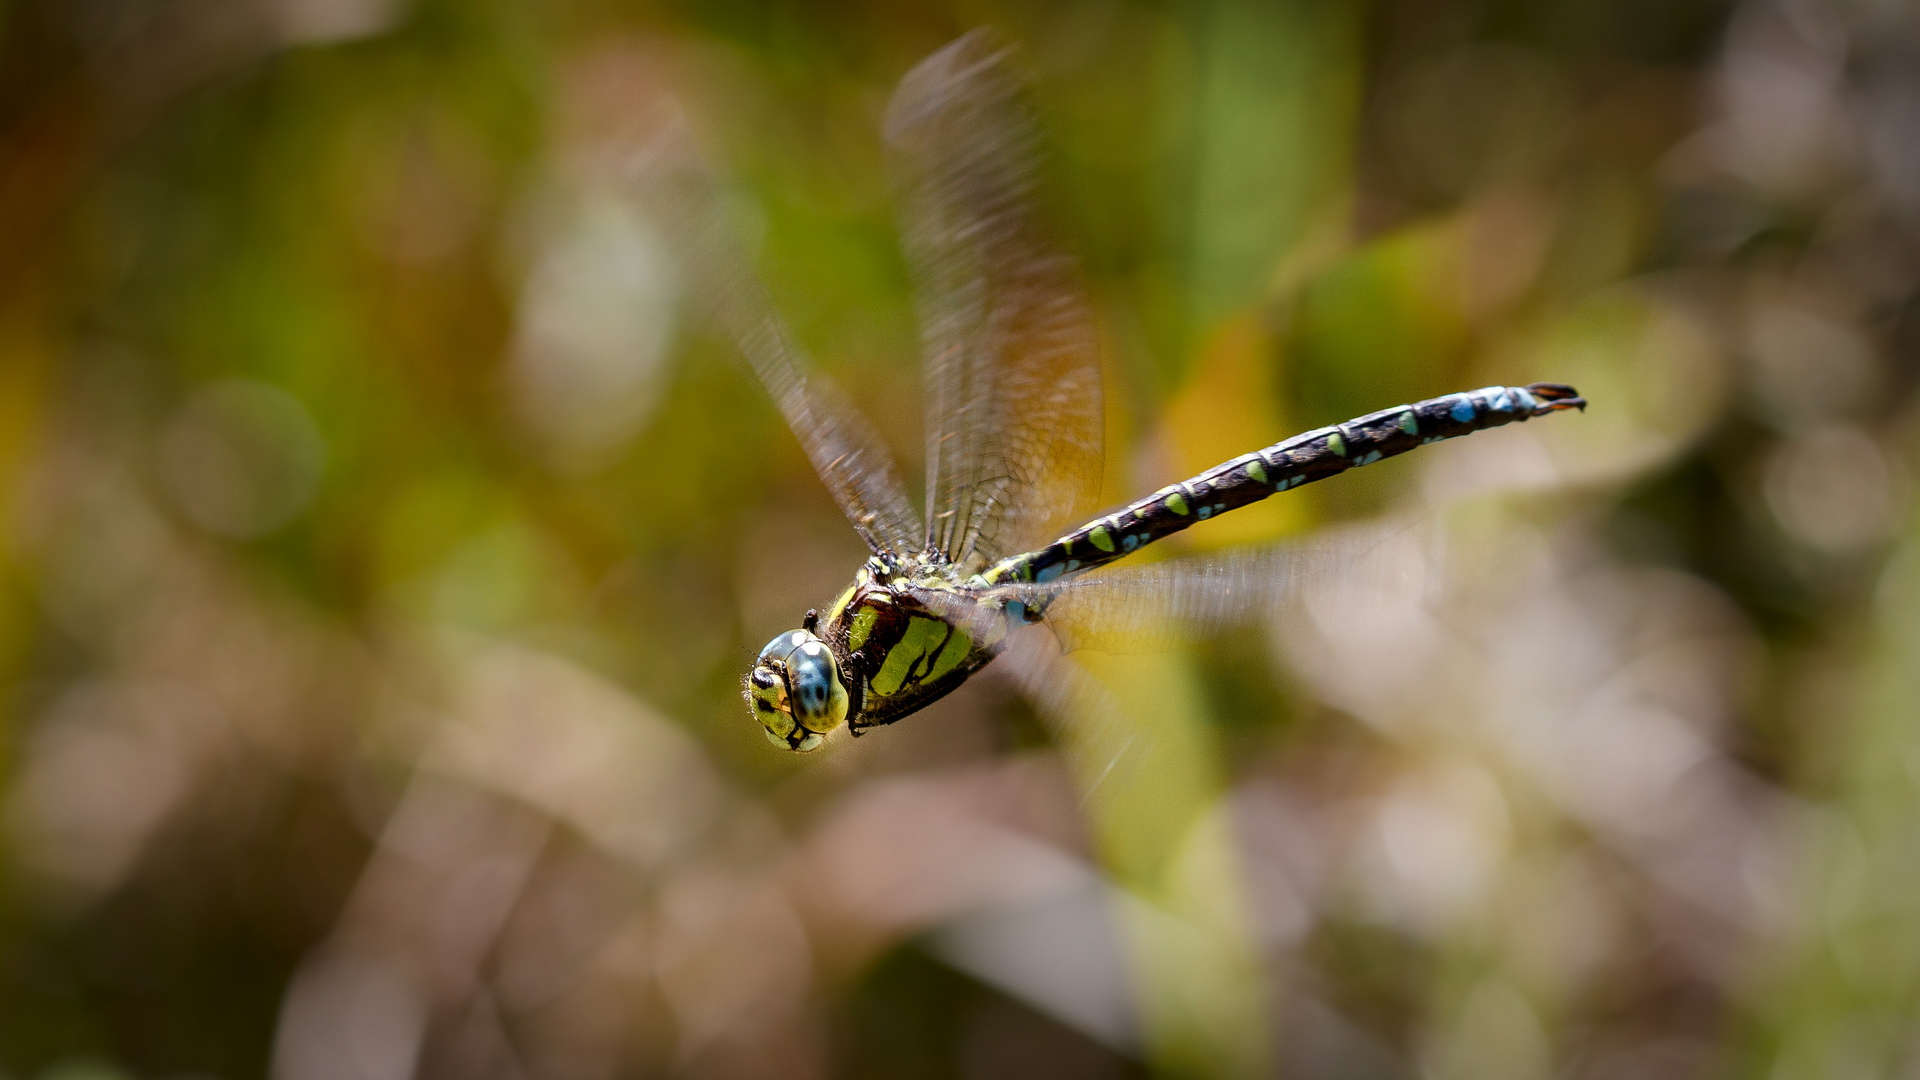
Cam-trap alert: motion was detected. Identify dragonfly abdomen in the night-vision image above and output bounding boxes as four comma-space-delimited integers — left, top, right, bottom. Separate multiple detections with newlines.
981, 383, 1585, 585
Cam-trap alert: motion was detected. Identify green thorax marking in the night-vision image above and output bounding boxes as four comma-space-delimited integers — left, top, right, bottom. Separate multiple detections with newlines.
869, 615, 970, 697
820, 570, 995, 729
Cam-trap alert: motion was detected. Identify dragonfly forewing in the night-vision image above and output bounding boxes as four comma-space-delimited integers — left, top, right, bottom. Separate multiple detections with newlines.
886, 29, 1105, 570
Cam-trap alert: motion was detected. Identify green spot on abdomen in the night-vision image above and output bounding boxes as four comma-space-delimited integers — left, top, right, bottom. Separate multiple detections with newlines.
1089, 525, 1115, 552
1246, 460, 1267, 484
1326, 432, 1347, 457
1398, 410, 1419, 435
1165, 492, 1189, 515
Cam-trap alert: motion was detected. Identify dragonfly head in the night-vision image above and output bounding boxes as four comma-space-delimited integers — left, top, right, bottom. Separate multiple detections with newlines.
745, 619, 849, 752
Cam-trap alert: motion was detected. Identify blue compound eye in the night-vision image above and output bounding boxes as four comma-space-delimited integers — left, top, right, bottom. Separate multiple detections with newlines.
757, 630, 810, 665
785, 641, 843, 726
746, 629, 847, 750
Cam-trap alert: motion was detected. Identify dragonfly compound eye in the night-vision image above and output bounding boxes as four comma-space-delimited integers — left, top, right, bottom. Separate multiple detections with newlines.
746, 629, 848, 752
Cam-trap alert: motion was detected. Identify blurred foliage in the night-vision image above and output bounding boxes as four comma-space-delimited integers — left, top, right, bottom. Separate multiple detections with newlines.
2, 0, 1920, 1078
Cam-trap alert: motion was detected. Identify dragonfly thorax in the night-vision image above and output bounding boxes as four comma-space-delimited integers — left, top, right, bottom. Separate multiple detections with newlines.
742, 559, 1010, 751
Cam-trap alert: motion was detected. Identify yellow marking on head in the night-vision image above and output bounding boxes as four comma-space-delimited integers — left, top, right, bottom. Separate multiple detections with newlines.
748, 678, 794, 739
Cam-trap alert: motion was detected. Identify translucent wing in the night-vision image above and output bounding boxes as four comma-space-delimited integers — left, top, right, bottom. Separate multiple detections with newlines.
921, 517, 1436, 655
994, 630, 1154, 802
1049, 518, 1439, 653
914, 518, 1432, 805
618, 105, 920, 556
885, 30, 1104, 569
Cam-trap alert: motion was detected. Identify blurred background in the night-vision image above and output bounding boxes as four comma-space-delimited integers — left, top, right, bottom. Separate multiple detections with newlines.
3, 0, 1919, 1077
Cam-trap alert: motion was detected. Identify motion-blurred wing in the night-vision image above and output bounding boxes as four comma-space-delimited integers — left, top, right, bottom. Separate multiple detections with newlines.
886, 30, 1104, 569
620, 106, 920, 556
918, 519, 1431, 800
994, 629, 1154, 802
965, 517, 1435, 654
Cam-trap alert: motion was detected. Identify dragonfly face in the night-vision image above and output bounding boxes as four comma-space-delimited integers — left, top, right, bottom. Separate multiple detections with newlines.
745, 626, 849, 752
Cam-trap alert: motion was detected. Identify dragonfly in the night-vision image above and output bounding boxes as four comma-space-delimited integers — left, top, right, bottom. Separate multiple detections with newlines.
628, 30, 1584, 753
